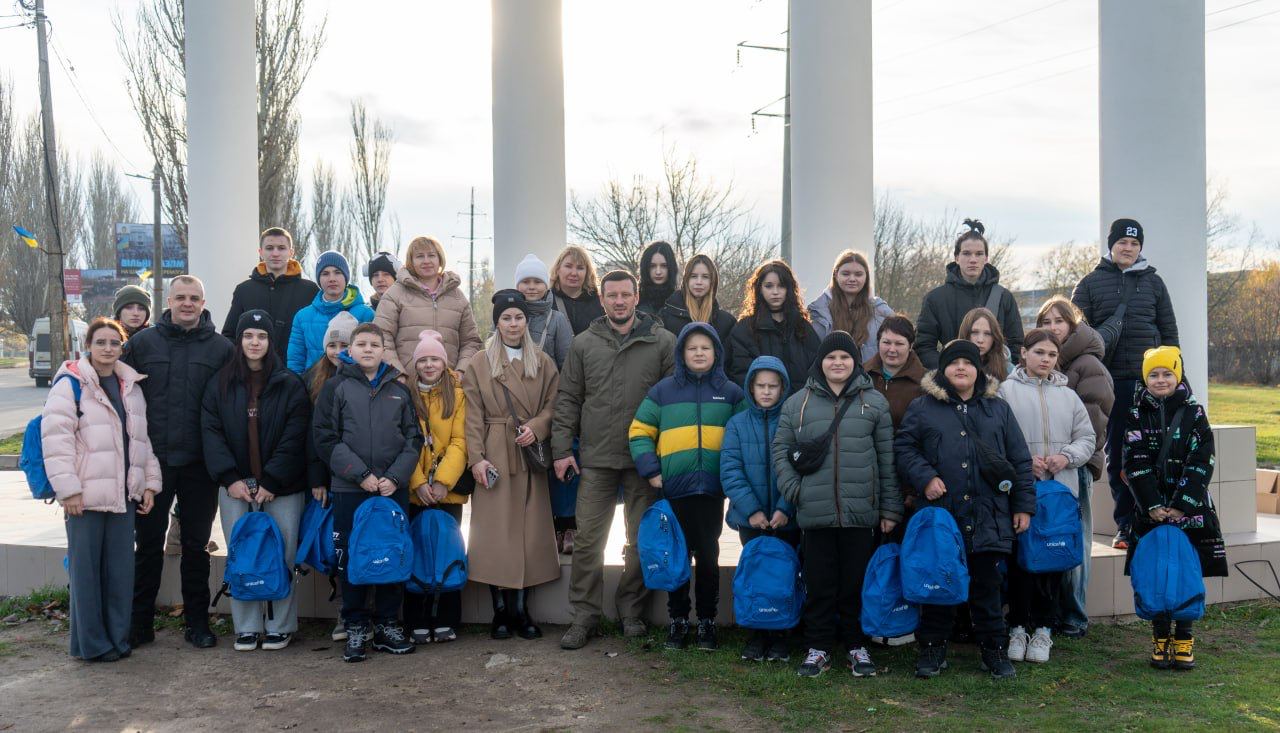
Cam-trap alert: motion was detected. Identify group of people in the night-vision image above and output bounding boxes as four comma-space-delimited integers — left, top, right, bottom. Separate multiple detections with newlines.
40, 216, 1221, 680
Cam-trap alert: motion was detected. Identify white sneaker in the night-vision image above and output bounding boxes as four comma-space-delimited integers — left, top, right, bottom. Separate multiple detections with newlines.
1007, 626, 1029, 662
887, 633, 916, 647
331, 621, 348, 642
1025, 627, 1053, 663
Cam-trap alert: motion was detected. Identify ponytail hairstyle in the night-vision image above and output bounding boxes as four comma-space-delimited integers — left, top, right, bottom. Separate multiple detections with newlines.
739, 259, 810, 340
681, 253, 720, 324
954, 218, 989, 257
958, 306, 1008, 381
828, 249, 875, 348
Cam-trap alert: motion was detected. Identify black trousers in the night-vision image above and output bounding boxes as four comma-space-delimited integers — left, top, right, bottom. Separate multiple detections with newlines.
1107, 378, 1138, 528
918, 552, 1008, 648
403, 503, 464, 631
132, 462, 219, 628
667, 494, 724, 621
333, 488, 409, 626
801, 526, 875, 654
1007, 561, 1063, 631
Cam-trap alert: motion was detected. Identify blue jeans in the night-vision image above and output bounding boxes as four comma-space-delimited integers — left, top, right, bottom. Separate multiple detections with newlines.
1058, 468, 1093, 632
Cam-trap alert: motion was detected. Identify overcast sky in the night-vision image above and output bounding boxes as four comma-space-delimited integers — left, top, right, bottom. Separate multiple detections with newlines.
0, 0, 1276, 288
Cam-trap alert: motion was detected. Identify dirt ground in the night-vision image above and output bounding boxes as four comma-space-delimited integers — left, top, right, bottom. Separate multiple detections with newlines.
0, 620, 760, 732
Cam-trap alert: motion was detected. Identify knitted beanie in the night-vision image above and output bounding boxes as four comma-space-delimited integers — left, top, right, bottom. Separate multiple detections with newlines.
412, 329, 448, 365
514, 253, 550, 286
324, 311, 359, 346
112, 285, 152, 319
315, 250, 351, 284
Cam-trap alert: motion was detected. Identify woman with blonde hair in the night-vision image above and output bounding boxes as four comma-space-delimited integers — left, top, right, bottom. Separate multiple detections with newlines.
550, 245, 603, 336
373, 235, 482, 371
659, 253, 735, 346
959, 307, 1012, 382
808, 250, 895, 364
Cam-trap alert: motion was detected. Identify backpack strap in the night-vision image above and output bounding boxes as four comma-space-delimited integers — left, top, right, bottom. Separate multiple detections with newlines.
983, 283, 1006, 315
1155, 406, 1188, 484
55, 374, 83, 417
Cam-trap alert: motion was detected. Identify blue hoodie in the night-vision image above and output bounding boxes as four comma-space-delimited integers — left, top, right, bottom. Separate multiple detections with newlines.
287, 285, 375, 373
721, 355, 795, 530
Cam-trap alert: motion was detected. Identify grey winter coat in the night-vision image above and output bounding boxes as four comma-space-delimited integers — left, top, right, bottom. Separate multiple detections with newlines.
524, 289, 574, 370
772, 370, 903, 530
807, 289, 895, 365
997, 367, 1096, 498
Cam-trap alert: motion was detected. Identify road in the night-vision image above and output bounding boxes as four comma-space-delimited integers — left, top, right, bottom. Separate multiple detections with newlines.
0, 365, 46, 438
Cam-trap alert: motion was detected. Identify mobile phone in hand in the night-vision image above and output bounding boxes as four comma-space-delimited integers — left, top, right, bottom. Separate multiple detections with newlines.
564, 465, 578, 484
485, 465, 501, 488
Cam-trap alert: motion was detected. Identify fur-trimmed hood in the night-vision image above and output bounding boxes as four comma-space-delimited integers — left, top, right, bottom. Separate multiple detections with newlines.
920, 368, 999, 402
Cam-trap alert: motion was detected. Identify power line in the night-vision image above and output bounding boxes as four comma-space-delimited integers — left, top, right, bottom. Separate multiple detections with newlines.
48, 39, 139, 170
1207, 0, 1269, 16
1209, 5, 1280, 30
878, 63, 1091, 123
880, 44, 1093, 105
879, 0, 1072, 63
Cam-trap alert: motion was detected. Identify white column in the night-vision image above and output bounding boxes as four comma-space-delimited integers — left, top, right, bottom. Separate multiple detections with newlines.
1099, 0, 1207, 402
185, 0, 258, 326
491, 0, 567, 283
788, 0, 874, 301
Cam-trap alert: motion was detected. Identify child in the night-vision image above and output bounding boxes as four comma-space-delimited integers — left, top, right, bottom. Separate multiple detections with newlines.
405, 330, 469, 645
721, 355, 797, 662
629, 322, 747, 651
1123, 346, 1225, 671
312, 323, 424, 662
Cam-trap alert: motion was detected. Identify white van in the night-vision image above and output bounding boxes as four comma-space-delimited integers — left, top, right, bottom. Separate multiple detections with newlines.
27, 317, 89, 387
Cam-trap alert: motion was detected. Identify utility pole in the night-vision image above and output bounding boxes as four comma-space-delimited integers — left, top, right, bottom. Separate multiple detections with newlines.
738, 17, 791, 263
452, 187, 490, 304
152, 162, 164, 308
32, 0, 67, 367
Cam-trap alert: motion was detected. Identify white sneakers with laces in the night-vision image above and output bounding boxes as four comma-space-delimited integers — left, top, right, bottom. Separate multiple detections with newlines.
1025, 627, 1053, 663
1007, 626, 1029, 662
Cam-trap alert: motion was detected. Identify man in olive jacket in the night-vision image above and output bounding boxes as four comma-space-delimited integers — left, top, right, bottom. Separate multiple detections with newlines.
553, 270, 675, 650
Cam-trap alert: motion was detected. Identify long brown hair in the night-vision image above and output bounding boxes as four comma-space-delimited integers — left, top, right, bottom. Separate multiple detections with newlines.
828, 250, 874, 347
408, 365, 459, 423
681, 253, 719, 323
307, 358, 338, 402
740, 259, 810, 339
1035, 295, 1083, 331
959, 307, 1008, 381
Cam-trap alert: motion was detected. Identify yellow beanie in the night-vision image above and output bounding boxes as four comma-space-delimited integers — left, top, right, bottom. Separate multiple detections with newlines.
1142, 345, 1183, 384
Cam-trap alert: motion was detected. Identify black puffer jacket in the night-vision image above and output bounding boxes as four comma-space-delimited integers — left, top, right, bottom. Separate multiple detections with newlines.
200, 366, 312, 495
659, 290, 736, 346
552, 287, 604, 336
220, 261, 320, 357
1070, 256, 1179, 380
311, 358, 424, 492
894, 371, 1036, 555
726, 311, 820, 397
915, 262, 1024, 369
122, 310, 234, 466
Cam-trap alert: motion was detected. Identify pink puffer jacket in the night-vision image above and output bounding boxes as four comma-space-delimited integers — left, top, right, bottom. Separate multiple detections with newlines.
40, 358, 162, 513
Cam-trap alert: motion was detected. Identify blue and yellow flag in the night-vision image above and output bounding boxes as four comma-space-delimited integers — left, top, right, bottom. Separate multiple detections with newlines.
12, 226, 38, 248
136, 268, 151, 281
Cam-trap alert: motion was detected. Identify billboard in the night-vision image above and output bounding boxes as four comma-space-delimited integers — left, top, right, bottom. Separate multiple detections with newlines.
115, 223, 186, 278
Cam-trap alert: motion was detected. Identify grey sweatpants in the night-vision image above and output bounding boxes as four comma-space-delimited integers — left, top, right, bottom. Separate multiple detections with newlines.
66, 505, 136, 660
218, 489, 304, 634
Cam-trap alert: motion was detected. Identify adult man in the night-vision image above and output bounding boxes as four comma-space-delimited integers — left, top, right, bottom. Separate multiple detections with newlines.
553, 270, 675, 650
112, 284, 152, 338
364, 250, 401, 311
1071, 218, 1178, 548
123, 276, 234, 649
221, 227, 319, 356
915, 220, 1023, 369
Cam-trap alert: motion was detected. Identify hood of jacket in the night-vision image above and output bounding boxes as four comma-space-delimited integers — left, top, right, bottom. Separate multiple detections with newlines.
336, 351, 397, 387
55, 355, 147, 390
1136, 380, 1194, 413
155, 308, 220, 341
810, 288, 889, 315
742, 355, 790, 416
586, 308, 663, 346
943, 261, 1002, 290
673, 321, 729, 388
1058, 322, 1105, 367
865, 348, 926, 384
803, 369, 874, 401
250, 259, 305, 282
1006, 365, 1069, 389
1098, 253, 1154, 275
396, 267, 463, 297
309, 284, 369, 317
920, 368, 1001, 403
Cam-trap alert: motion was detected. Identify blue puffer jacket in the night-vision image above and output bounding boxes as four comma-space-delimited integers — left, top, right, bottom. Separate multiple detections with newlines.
287, 285, 375, 373
721, 356, 794, 530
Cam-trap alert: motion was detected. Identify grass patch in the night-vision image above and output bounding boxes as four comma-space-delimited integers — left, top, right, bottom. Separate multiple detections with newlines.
1209, 382, 1280, 467
631, 601, 1280, 731
0, 585, 69, 621
0, 431, 23, 454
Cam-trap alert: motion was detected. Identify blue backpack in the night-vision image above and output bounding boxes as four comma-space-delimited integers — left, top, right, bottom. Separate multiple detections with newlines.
20, 375, 81, 501
1131, 524, 1205, 621
1017, 479, 1084, 573
638, 499, 690, 591
901, 506, 970, 605
860, 542, 919, 638
407, 509, 468, 596
732, 536, 804, 630
346, 496, 412, 585
296, 497, 337, 582
217, 507, 292, 606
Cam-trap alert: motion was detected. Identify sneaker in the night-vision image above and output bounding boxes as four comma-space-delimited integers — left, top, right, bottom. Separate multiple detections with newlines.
343, 624, 369, 663
560, 623, 596, 650
432, 627, 457, 643
372, 623, 415, 655
234, 633, 260, 652
740, 634, 767, 662
765, 635, 791, 662
796, 648, 831, 677
1171, 636, 1195, 671
331, 621, 347, 642
1025, 628, 1052, 663
621, 616, 647, 638
979, 645, 1017, 680
886, 633, 916, 647
665, 618, 690, 650
1007, 626, 1029, 662
915, 642, 948, 679
696, 619, 718, 651
847, 646, 877, 677
261, 633, 292, 651
129, 626, 155, 648
184, 625, 217, 649
1150, 636, 1172, 670
1112, 527, 1129, 550
411, 628, 432, 645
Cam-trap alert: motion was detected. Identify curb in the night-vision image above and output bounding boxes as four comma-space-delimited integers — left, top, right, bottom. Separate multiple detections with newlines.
0, 454, 18, 470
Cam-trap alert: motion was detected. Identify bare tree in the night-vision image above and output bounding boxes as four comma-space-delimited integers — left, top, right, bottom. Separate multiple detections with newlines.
1034, 241, 1097, 296
469, 257, 495, 342
309, 160, 351, 264
347, 100, 393, 268
85, 152, 138, 270
115, 0, 325, 244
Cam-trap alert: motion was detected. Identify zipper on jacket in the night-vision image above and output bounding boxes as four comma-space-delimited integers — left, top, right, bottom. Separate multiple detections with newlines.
695, 379, 704, 482
832, 395, 843, 527
763, 409, 773, 514
1037, 379, 1052, 475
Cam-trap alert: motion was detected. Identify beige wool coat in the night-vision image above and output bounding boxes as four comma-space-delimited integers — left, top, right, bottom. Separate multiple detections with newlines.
373, 269, 483, 372
463, 346, 561, 589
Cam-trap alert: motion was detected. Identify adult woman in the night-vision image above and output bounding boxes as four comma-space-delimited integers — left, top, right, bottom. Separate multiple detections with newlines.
638, 240, 679, 315
996, 329, 1095, 664
727, 259, 820, 394
404, 330, 469, 645
808, 250, 894, 364
895, 340, 1035, 680
514, 253, 573, 370
1036, 296, 1114, 637
464, 290, 561, 640
659, 253, 735, 345
374, 236, 483, 371
550, 245, 603, 336
42, 317, 160, 661
202, 310, 312, 652
959, 307, 1012, 382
